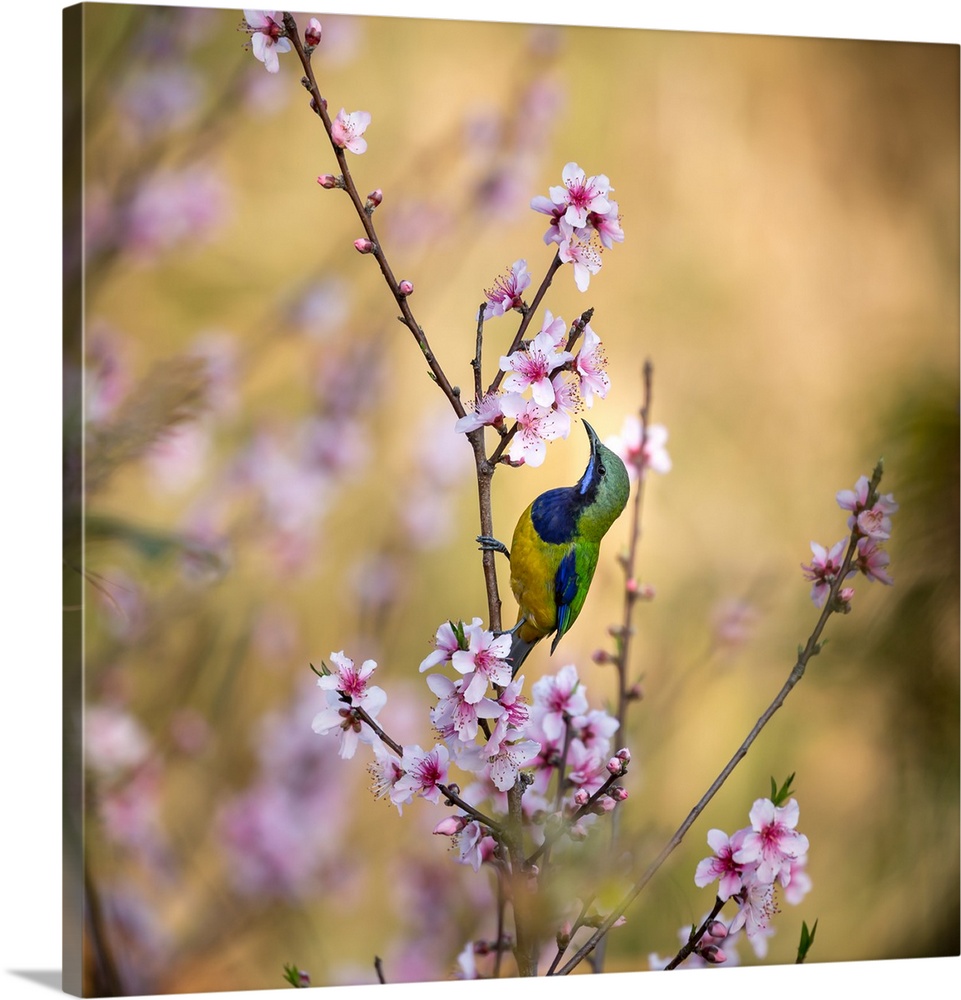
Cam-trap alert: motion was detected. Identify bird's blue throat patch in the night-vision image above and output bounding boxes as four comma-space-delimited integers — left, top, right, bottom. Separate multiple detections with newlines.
531, 486, 589, 543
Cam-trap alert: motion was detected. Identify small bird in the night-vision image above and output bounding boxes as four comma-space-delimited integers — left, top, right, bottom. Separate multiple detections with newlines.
479, 420, 630, 672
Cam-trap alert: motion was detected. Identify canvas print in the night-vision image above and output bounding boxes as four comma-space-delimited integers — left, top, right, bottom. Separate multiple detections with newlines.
63, 4, 959, 996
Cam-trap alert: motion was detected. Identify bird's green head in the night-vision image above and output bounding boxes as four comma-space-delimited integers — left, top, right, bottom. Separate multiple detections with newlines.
575, 420, 630, 540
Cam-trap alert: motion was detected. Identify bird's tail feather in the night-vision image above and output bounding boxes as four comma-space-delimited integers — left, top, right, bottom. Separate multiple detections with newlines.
507, 629, 540, 676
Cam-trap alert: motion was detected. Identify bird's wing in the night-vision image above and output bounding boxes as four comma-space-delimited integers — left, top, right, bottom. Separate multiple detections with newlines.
551, 543, 598, 652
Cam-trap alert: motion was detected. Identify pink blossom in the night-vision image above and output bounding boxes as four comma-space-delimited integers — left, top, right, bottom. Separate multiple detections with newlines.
530, 194, 566, 245
419, 619, 478, 672
559, 233, 603, 292
532, 664, 589, 741
486, 737, 541, 792
728, 874, 778, 956
368, 743, 409, 813
837, 476, 898, 524
606, 417, 672, 482
549, 162, 613, 232
589, 199, 625, 249
734, 797, 810, 887
564, 738, 608, 795
856, 506, 893, 541
451, 624, 513, 704
312, 656, 387, 760
311, 686, 385, 759
537, 310, 569, 349
454, 392, 504, 434
499, 393, 568, 467
483, 259, 531, 319
550, 375, 579, 431
800, 538, 851, 607
572, 707, 619, 754
243, 11, 291, 73
605, 413, 671, 481
482, 674, 532, 757
499, 330, 574, 407
782, 855, 812, 905
317, 650, 382, 708
694, 828, 749, 901
331, 108, 371, 153
456, 820, 496, 872
427, 671, 503, 744
574, 324, 610, 407
855, 536, 894, 585
394, 744, 450, 804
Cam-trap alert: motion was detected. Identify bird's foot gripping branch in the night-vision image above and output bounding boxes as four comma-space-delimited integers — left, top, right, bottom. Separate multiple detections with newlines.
244, 11, 900, 983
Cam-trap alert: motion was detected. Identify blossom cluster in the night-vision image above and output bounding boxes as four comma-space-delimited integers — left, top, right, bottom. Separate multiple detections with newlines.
456, 303, 610, 466
311, 631, 628, 875
651, 795, 811, 967
532, 162, 624, 291
801, 473, 898, 609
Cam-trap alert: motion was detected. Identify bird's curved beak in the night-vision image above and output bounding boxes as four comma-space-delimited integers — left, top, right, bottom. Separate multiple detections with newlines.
582, 420, 600, 458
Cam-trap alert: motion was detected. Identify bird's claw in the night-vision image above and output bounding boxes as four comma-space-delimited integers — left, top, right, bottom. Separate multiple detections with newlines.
476, 535, 511, 560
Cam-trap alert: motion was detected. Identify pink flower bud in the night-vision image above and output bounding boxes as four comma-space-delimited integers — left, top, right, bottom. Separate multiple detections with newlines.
706, 920, 728, 940
353, 238, 375, 254
640, 583, 657, 600
432, 816, 465, 836
317, 174, 338, 189
591, 648, 611, 664
626, 577, 639, 594
598, 795, 616, 812
699, 945, 726, 964
606, 757, 622, 775
569, 821, 588, 841
367, 188, 383, 207
305, 18, 322, 47
616, 747, 631, 763
611, 785, 628, 802
398, 279, 414, 297
573, 788, 589, 807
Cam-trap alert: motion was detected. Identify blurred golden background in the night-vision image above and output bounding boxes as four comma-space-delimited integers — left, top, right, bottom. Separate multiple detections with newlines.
64, 4, 959, 993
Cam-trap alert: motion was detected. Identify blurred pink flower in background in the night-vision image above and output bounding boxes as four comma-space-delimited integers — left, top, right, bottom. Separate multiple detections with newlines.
122, 166, 229, 259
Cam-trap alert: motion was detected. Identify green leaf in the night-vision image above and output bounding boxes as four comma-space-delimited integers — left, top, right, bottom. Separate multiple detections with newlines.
282, 963, 310, 987
770, 772, 796, 806
796, 919, 818, 963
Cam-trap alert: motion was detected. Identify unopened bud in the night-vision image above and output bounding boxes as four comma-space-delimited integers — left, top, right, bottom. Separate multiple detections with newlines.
353, 237, 376, 254
398, 279, 414, 297
556, 921, 571, 950
626, 682, 644, 702
573, 788, 589, 807
297, 969, 311, 987
706, 920, 728, 940
639, 583, 657, 600
304, 18, 322, 47
615, 747, 631, 763
569, 820, 588, 841
607, 757, 623, 776
698, 944, 726, 964
610, 785, 628, 802
367, 188, 383, 208
597, 795, 616, 813
591, 648, 612, 665
433, 816, 465, 837
317, 174, 339, 189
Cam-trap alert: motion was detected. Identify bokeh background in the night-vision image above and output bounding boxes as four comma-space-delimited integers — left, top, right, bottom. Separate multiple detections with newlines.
63, 4, 959, 994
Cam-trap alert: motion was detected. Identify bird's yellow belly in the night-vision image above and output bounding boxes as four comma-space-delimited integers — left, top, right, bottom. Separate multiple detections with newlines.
510, 511, 565, 640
